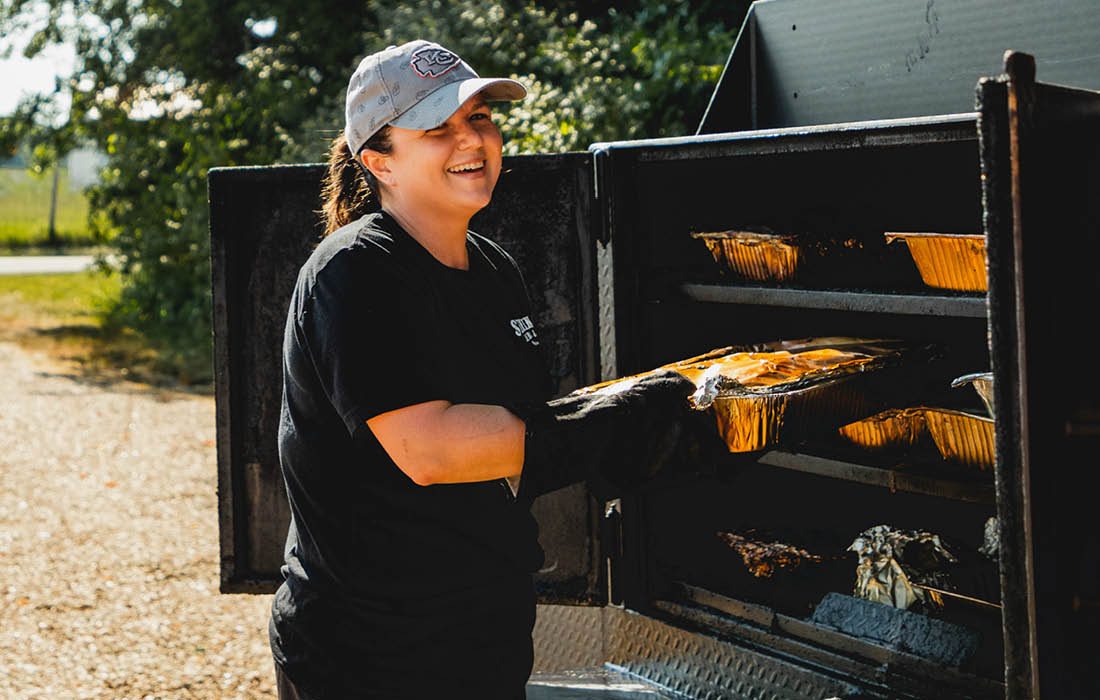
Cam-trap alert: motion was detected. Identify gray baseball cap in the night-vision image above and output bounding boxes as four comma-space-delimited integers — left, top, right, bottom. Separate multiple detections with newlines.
345, 40, 527, 156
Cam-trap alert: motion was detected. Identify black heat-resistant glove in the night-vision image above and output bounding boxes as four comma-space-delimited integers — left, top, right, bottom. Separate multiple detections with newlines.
516, 370, 724, 502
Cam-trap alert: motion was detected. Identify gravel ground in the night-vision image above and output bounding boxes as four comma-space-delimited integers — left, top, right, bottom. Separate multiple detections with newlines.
0, 340, 276, 699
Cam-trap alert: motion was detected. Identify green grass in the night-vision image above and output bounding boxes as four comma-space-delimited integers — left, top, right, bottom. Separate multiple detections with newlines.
0, 167, 99, 249
0, 270, 209, 391
0, 269, 120, 325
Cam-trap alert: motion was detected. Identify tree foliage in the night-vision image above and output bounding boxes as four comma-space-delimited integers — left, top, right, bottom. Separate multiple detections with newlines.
1, 0, 744, 382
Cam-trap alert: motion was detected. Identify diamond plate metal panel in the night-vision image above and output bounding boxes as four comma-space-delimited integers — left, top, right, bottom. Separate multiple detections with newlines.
533, 605, 606, 673
605, 609, 859, 700
597, 240, 617, 381
528, 668, 681, 699
535, 605, 865, 699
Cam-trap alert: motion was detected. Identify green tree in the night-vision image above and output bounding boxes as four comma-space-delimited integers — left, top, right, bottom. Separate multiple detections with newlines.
2, 0, 378, 380
1, 0, 742, 382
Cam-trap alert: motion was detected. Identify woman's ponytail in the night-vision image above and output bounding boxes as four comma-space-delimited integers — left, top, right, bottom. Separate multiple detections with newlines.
320, 128, 392, 236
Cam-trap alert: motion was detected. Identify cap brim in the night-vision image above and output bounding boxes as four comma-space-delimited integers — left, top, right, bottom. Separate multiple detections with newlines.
390, 77, 527, 131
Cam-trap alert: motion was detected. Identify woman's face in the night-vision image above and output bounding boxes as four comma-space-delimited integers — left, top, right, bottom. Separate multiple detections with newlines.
373, 95, 504, 219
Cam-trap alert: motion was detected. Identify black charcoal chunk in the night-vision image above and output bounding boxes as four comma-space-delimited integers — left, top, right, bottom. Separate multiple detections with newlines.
811, 592, 980, 666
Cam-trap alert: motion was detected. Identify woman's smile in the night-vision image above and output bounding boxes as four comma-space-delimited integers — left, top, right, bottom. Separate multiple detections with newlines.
446, 159, 487, 175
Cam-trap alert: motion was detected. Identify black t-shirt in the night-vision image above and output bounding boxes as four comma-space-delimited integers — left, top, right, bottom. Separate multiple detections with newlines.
270, 212, 553, 698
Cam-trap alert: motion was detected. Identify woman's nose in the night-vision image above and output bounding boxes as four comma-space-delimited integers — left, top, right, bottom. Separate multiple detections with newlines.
454, 121, 484, 149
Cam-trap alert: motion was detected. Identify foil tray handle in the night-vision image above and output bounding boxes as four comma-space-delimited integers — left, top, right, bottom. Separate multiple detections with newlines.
951, 371, 995, 417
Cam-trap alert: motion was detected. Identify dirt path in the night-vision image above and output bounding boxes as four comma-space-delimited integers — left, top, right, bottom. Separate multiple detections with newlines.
0, 340, 276, 699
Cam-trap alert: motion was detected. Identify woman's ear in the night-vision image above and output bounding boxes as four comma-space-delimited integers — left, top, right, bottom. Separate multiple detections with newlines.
361, 149, 393, 187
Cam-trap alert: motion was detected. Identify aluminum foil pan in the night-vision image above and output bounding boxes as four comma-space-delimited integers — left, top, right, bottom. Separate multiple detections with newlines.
923, 408, 995, 471
706, 370, 895, 452
885, 232, 987, 292
839, 406, 994, 470
951, 372, 994, 417
579, 339, 913, 453
837, 407, 927, 452
690, 229, 802, 282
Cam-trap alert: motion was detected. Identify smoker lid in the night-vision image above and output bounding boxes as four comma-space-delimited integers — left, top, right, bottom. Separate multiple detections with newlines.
699, 0, 1100, 134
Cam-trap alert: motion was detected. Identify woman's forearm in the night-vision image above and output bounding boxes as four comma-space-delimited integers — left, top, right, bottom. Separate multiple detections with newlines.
366, 400, 525, 486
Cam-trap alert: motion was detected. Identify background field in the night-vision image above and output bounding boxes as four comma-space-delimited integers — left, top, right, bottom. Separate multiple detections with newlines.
0, 167, 96, 249
0, 270, 197, 389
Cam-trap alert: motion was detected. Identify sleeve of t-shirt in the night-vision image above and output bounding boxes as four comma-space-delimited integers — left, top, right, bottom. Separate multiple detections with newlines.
297, 248, 443, 438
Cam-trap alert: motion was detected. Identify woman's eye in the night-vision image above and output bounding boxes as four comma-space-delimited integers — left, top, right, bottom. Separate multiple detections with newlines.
471, 111, 490, 121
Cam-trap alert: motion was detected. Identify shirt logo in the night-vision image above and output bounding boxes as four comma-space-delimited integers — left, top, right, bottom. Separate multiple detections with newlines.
410, 47, 461, 79
510, 316, 539, 346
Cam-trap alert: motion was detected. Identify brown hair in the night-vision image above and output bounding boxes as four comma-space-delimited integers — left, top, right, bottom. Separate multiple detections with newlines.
320, 127, 393, 235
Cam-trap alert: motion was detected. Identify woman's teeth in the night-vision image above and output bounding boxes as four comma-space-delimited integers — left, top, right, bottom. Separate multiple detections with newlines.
447, 161, 485, 173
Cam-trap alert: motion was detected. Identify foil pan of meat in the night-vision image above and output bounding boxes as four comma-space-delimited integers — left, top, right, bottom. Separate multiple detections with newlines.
690, 229, 805, 282
839, 406, 994, 470
837, 407, 928, 453
923, 408, 995, 471
582, 338, 921, 453
690, 229, 875, 285
885, 232, 987, 292
689, 341, 919, 453
951, 371, 994, 417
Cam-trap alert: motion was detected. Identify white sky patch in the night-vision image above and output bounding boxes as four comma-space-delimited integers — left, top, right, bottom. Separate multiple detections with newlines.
0, 36, 76, 117
246, 16, 277, 39
0, 3, 77, 117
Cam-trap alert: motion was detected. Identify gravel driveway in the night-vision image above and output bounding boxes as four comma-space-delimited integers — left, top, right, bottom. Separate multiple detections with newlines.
0, 341, 276, 699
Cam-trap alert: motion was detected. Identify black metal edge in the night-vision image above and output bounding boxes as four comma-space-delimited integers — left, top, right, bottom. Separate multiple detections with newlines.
672, 582, 775, 628
696, 4, 757, 135
619, 493, 651, 611
980, 53, 1100, 700
594, 112, 978, 163
207, 162, 323, 175
209, 166, 323, 591
598, 148, 644, 376
220, 578, 278, 595
1030, 80, 1100, 122
976, 53, 1036, 700
534, 578, 603, 606
680, 283, 988, 318
562, 151, 606, 605
207, 154, 587, 179
208, 164, 331, 590
758, 450, 996, 505
571, 153, 598, 388
208, 168, 243, 593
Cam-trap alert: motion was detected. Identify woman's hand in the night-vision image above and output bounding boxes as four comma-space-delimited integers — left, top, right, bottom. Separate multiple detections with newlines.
519, 370, 725, 501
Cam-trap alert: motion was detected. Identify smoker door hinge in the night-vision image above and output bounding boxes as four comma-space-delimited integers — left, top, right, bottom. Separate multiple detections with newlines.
590, 145, 612, 245
602, 498, 624, 607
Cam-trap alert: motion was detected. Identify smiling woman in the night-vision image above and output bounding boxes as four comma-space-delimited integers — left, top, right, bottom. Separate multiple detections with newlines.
267, 39, 705, 700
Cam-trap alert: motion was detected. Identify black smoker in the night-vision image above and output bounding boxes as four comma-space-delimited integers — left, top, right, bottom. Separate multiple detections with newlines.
211, 2, 1100, 698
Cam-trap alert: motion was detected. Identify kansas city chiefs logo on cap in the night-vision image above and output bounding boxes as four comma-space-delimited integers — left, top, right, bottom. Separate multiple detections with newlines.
410, 47, 461, 78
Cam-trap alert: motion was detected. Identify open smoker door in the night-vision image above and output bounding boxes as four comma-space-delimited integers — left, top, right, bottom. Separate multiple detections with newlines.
210, 153, 607, 605
978, 52, 1100, 700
